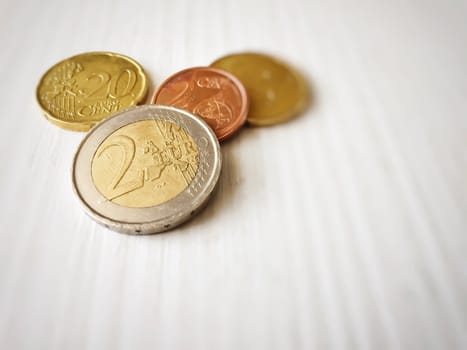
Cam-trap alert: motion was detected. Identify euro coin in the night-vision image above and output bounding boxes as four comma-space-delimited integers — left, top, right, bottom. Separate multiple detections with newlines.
211, 52, 308, 126
72, 105, 221, 234
37, 52, 148, 131
152, 67, 249, 141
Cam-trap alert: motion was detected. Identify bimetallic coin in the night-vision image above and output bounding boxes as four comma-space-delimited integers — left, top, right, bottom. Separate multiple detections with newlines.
72, 105, 221, 234
211, 53, 308, 126
37, 52, 148, 131
152, 67, 249, 141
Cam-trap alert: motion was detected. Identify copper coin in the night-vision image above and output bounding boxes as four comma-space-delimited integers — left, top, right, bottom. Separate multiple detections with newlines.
152, 67, 249, 141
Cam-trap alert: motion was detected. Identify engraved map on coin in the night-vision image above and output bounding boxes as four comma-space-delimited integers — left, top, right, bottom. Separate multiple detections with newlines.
153, 67, 248, 141
37, 52, 148, 131
91, 120, 199, 208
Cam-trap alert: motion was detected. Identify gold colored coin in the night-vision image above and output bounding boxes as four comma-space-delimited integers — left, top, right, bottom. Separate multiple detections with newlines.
36, 52, 148, 131
211, 53, 308, 126
91, 119, 199, 208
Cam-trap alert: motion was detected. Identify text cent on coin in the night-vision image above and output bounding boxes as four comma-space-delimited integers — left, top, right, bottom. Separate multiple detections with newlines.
152, 67, 249, 141
37, 52, 148, 131
211, 53, 308, 126
72, 105, 222, 234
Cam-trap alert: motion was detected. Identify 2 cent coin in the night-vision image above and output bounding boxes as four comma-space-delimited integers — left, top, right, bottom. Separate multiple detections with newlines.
152, 67, 249, 141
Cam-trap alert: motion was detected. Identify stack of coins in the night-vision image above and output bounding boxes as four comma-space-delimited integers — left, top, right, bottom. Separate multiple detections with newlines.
36, 51, 309, 234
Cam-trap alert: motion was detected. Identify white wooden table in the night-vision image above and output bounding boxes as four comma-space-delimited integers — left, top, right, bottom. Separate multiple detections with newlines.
0, 0, 466, 349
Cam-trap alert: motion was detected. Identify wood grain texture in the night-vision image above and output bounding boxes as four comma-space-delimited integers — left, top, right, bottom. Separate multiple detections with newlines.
0, 0, 466, 349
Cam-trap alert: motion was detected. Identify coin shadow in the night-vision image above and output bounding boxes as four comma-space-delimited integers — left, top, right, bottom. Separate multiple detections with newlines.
143, 70, 157, 104
299, 69, 317, 115
173, 133, 246, 233
275, 68, 317, 127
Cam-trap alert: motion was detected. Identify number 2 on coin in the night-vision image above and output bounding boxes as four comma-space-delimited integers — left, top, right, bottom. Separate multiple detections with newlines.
96, 135, 144, 200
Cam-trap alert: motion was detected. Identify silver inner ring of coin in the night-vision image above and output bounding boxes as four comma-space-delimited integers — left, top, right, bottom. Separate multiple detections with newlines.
72, 105, 221, 228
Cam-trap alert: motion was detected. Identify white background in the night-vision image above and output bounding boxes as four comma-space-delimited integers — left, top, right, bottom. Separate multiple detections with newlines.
0, 0, 466, 349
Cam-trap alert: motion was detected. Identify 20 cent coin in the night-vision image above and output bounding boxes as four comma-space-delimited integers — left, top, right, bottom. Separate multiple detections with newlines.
37, 52, 148, 131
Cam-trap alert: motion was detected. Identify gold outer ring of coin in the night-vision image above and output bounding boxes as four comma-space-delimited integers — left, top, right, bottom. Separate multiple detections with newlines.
36, 51, 148, 131
211, 52, 309, 126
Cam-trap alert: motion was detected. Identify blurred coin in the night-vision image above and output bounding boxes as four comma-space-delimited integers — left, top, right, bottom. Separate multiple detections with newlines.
152, 67, 249, 141
37, 52, 148, 131
72, 105, 221, 234
211, 52, 308, 126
